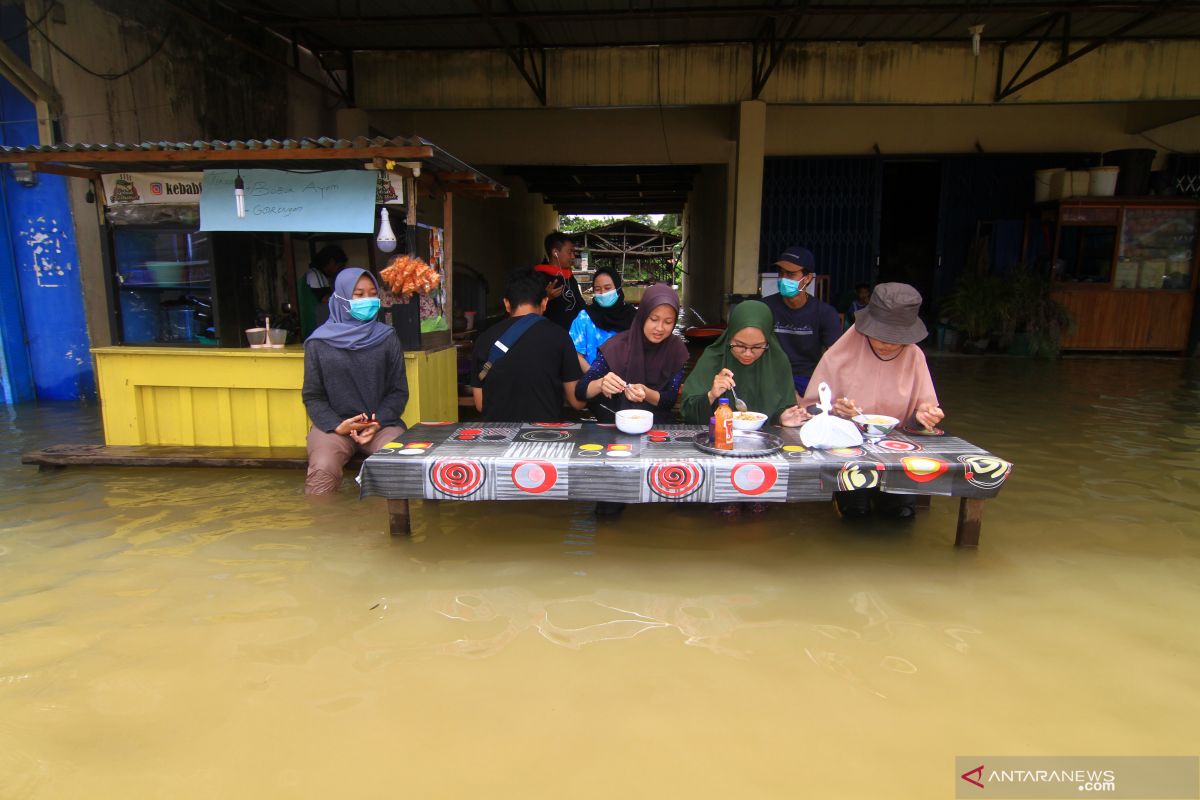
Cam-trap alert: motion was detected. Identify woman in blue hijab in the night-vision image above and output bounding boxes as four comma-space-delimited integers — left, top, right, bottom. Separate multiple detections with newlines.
301, 268, 409, 495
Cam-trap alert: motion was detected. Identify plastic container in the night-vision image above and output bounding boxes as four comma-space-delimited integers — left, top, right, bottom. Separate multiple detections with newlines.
163, 306, 195, 341
714, 398, 734, 450
145, 261, 187, 285
1103, 148, 1156, 195
1088, 166, 1119, 196
245, 327, 268, 348
1068, 170, 1090, 197
1034, 168, 1064, 202
615, 409, 654, 435
265, 328, 289, 348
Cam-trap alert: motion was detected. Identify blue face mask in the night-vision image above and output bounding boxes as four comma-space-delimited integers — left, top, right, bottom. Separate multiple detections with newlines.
594, 290, 619, 308
348, 297, 380, 321
778, 277, 802, 298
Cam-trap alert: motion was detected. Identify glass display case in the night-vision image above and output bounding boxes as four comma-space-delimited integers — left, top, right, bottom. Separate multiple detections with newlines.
112, 227, 216, 346
1029, 199, 1200, 351
1117, 207, 1198, 291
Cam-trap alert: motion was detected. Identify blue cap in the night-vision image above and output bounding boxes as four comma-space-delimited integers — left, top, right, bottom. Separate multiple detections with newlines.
776, 246, 815, 272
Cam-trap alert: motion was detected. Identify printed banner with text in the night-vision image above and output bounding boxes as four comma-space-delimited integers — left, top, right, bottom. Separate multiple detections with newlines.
199, 169, 376, 233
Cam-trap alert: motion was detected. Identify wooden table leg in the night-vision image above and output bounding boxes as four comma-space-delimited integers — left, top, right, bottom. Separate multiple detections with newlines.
388, 498, 412, 537
955, 498, 984, 548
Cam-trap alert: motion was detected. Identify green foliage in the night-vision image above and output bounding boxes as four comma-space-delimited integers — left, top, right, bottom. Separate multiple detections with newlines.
943, 266, 1073, 358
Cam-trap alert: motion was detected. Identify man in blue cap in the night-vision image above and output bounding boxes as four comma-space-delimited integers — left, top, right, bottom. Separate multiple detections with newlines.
763, 246, 843, 397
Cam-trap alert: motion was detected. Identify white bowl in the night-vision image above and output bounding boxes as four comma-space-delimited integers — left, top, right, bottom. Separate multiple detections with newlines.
852, 413, 900, 440
731, 411, 768, 431
615, 409, 654, 435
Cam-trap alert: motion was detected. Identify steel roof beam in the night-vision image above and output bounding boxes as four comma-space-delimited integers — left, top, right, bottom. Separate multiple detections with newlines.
994, 6, 1168, 101
472, 0, 548, 105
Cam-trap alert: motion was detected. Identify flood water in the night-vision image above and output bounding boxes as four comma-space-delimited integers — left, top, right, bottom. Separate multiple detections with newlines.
1, 356, 1198, 798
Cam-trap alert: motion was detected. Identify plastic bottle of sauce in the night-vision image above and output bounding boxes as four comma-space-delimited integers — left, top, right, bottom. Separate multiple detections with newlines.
714, 398, 734, 450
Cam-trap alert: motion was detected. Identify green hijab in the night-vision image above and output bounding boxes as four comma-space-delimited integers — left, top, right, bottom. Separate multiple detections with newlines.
681, 300, 796, 424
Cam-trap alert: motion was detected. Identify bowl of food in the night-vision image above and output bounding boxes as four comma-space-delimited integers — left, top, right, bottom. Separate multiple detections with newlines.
852, 413, 900, 440
615, 409, 654, 435
732, 411, 768, 431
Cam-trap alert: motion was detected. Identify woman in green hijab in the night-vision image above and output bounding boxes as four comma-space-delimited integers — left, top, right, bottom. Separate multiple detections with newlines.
681, 300, 808, 426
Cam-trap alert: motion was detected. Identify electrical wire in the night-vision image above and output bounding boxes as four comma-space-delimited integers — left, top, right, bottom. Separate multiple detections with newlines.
23, 11, 174, 81
4, 3, 54, 43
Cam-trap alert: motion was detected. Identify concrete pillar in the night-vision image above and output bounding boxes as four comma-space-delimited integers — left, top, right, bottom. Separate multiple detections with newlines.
731, 99, 766, 297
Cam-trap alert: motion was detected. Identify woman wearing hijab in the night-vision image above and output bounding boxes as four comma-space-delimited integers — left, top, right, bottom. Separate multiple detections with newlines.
576, 282, 689, 424
569, 266, 637, 371
301, 268, 409, 495
680, 300, 809, 427
800, 283, 944, 519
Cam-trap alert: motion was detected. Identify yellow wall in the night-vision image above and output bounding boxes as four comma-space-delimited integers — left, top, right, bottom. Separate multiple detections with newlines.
358, 41, 1200, 110
93, 346, 458, 448
766, 104, 1200, 167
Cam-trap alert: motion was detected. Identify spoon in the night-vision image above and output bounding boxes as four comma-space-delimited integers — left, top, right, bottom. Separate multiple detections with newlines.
728, 384, 748, 413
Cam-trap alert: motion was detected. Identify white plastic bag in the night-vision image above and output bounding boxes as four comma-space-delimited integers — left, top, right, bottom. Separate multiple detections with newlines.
800, 382, 864, 449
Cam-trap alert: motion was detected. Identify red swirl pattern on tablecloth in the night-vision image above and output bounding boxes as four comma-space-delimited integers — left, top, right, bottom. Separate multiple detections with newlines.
729, 462, 778, 496
875, 439, 920, 453
429, 459, 485, 497
647, 462, 704, 499
510, 461, 558, 494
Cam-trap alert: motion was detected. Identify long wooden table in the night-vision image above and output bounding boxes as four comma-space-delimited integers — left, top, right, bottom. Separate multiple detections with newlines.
357, 422, 1013, 547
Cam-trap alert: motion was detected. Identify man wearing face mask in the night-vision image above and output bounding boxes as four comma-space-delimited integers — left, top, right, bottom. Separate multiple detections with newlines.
763, 246, 843, 397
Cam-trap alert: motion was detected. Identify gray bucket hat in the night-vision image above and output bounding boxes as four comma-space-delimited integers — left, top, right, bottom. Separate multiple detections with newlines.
853, 283, 928, 344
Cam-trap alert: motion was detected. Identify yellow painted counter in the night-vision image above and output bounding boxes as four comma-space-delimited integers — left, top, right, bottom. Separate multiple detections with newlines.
92, 345, 459, 447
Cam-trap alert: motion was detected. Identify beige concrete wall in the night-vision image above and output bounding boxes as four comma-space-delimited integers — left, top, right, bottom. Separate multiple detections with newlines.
766, 104, 1200, 166
371, 107, 736, 166
358, 41, 1200, 110
683, 164, 731, 324
447, 171, 557, 316
28, 0, 338, 350
732, 101, 766, 296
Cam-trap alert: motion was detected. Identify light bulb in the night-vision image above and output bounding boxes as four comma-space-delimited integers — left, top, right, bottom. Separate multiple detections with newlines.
234, 174, 245, 219
969, 24, 984, 57
376, 207, 397, 253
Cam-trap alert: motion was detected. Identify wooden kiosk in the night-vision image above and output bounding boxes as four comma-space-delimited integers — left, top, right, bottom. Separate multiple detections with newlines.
1028, 198, 1200, 351
0, 137, 506, 447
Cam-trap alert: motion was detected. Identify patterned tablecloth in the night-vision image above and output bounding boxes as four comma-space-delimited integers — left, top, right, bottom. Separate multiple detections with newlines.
357, 422, 1013, 504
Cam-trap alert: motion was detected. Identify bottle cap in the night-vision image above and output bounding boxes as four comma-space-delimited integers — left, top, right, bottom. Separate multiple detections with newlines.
718, 398, 729, 405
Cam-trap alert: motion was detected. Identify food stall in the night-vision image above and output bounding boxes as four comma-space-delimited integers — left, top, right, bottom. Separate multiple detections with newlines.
0, 136, 507, 446
1026, 197, 1200, 351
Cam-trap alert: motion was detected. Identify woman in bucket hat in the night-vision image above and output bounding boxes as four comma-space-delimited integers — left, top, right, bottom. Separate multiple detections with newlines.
800, 283, 945, 520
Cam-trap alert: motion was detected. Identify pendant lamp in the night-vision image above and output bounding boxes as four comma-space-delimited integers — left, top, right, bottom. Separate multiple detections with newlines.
376, 207, 397, 253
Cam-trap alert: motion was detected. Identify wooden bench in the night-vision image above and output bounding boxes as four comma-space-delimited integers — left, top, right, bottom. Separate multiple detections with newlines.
22, 444, 362, 471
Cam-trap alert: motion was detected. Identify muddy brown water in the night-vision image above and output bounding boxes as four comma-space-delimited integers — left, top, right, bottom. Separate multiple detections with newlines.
1, 356, 1198, 798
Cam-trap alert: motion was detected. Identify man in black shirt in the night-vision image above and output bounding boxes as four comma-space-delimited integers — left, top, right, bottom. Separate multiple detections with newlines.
534, 231, 584, 329
471, 272, 586, 422
763, 246, 843, 397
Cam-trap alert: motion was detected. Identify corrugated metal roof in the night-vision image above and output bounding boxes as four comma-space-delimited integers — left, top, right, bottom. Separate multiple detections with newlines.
0, 135, 508, 197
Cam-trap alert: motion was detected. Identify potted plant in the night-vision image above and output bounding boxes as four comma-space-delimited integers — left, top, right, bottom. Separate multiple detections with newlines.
1005, 266, 1072, 358
941, 272, 1008, 353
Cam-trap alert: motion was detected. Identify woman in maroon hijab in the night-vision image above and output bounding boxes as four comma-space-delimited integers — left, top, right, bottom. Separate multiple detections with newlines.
575, 283, 690, 424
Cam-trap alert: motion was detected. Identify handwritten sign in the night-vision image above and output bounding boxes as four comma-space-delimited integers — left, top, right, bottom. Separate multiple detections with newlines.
199, 169, 375, 233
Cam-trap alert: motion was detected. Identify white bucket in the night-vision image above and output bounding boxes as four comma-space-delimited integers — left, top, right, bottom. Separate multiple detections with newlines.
1068, 170, 1090, 197
1088, 166, 1119, 196
1034, 168, 1064, 203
